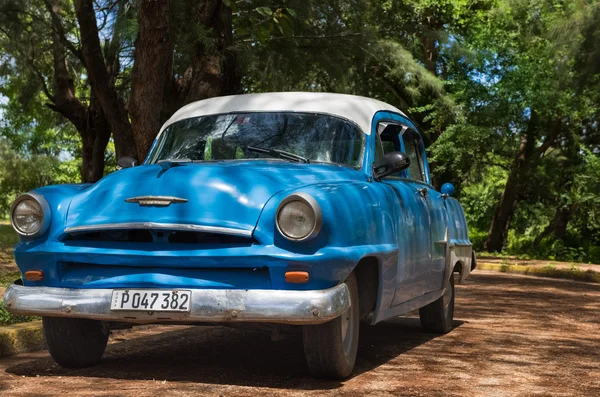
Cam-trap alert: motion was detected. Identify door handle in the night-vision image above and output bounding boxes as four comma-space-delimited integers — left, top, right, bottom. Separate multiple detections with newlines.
418, 187, 428, 197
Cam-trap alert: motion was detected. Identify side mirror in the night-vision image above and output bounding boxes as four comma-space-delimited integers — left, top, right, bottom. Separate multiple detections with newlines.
441, 182, 455, 197
373, 152, 410, 180
116, 156, 139, 170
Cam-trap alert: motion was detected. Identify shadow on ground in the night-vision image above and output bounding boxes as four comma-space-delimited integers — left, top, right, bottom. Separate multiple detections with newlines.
3, 315, 452, 390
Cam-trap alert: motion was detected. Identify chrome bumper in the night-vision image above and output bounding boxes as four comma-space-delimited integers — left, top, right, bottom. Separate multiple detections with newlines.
3, 283, 350, 325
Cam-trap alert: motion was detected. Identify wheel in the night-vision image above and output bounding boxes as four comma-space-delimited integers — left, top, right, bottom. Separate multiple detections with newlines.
419, 273, 455, 334
302, 272, 359, 379
43, 317, 109, 368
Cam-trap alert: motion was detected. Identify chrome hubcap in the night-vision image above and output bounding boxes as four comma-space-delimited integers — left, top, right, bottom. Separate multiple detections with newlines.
340, 302, 354, 356
341, 307, 350, 340
442, 283, 452, 311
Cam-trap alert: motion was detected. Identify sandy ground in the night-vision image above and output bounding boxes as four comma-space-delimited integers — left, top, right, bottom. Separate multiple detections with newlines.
0, 271, 598, 397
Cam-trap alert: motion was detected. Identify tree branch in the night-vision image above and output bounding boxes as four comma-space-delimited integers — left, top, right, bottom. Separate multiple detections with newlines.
536, 118, 562, 157
0, 26, 11, 38
33, 69, 55, 102
74, 0, 137, 159
42, 0, 84, 63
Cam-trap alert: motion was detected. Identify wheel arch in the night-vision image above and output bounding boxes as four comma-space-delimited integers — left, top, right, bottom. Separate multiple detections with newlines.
352, 256, 380, 321
453, 260, 464, 276
447, 244, 474, 285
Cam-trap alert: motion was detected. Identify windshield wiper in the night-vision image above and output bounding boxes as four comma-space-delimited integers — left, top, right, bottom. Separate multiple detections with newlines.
246, 146, 309, 163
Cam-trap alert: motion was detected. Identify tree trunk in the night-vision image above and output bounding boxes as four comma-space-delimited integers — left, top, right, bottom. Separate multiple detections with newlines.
485, 113, 539, 252
128, 0, 240, 161
129, 0, 174, 161
74, 0, 137, 161
534, 205, 573, 245
484, 162, 522, 252
485, 114, 562, 252
181, 0, 239, 104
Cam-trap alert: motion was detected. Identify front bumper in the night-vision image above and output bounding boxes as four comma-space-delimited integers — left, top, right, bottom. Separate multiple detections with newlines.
3, 283, 350, 325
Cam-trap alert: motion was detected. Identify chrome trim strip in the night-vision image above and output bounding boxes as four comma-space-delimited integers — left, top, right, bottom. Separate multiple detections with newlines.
64, 222, 253, 237
125, 196, 188, 206
3, 283, 350, 325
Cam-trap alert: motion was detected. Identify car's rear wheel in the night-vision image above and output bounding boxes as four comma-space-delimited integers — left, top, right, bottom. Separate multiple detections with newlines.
302, 272, 359, 379
419, 273, 455, 333
43, 317, 109, 368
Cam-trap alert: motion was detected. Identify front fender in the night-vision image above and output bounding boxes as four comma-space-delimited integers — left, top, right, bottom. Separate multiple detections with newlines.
253, 181, 401, 290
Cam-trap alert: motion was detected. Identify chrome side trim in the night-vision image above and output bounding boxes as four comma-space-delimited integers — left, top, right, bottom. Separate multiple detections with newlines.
64, 222, 253, 237
3, 283, 350, 325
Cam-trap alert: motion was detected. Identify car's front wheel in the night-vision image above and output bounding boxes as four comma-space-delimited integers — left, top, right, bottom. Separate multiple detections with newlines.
302, 272, 359, 379
43, 317, 109, 368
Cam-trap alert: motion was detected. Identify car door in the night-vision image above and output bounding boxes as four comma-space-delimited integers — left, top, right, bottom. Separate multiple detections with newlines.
374, 123, 431, 304
400, 129, 448, 293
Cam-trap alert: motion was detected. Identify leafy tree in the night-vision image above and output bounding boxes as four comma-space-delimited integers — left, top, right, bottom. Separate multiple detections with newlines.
431, 0, 600, 253
1, 0, 600, 262
0, 138, 80, 216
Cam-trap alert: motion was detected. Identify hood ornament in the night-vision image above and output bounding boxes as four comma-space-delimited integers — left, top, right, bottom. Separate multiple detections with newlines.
125, 196, 188, 207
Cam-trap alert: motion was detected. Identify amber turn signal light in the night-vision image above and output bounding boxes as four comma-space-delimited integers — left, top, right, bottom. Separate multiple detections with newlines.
285, 271, 309, 283
24, 270, 44, 281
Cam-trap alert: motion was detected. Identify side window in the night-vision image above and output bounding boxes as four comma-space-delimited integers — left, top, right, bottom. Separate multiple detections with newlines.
379, 123, 401, 154
402, 130, 426, 182
376, 123, 404, 178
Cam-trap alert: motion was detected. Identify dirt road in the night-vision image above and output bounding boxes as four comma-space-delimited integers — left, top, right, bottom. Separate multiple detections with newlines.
0, 271, 598, 396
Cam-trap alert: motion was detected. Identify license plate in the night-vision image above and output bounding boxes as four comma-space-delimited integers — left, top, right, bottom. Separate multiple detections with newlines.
110, 289, 192, 312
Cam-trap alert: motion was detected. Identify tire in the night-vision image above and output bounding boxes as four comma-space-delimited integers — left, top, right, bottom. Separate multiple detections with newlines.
43, 317, 109, 368
419, 273, 455, 334
303, 272, 359, 379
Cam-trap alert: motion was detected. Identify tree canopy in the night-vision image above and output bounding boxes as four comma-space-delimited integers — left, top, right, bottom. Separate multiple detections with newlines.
1, 0, 600, 262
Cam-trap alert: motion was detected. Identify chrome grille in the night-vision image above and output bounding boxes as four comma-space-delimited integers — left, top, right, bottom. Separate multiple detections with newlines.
63, 229, 255, 245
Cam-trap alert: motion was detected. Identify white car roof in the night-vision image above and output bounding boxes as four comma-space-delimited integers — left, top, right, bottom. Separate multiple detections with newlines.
160, 92, 406, 135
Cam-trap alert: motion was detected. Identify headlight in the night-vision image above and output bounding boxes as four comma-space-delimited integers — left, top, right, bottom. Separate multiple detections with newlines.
10, 193, 51, 237
276, 193, 322, 242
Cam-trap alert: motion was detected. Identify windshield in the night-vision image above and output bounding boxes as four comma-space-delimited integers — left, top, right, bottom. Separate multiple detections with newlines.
146, 112, 364, 167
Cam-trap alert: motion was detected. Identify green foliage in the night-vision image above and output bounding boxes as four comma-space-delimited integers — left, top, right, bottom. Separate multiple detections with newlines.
0, 300, 35, 326
506, 234, 597, 264
0, 139, 80, 217
460, 166, 507, 231
467, 227, 488, 252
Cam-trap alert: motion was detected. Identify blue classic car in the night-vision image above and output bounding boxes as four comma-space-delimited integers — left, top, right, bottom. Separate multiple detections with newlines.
4, 92, 474, 378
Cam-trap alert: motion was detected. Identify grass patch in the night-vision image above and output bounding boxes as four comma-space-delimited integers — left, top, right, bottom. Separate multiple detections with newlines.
0, 223, 18, 277
0, 223, 18, 251
0, 269, 20, 287
477, 262, 600, 283
0, 320, 44, 356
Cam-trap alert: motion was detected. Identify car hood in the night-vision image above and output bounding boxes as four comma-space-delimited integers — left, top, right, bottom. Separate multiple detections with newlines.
65, 161, 366, 234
